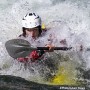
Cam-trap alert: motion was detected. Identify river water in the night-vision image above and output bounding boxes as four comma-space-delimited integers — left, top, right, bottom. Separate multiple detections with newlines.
0, 0, 90, 90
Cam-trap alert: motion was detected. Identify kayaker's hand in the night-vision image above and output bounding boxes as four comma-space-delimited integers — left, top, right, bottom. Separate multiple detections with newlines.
45, 44, 55, 52
28, 50, 40, 62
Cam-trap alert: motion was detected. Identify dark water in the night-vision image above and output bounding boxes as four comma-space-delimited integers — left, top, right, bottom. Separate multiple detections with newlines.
0, 75, 89, 90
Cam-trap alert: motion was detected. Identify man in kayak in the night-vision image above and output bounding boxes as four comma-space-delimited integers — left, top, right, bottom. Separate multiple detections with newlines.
17, 13, 58, 63
17, 13, 83, 63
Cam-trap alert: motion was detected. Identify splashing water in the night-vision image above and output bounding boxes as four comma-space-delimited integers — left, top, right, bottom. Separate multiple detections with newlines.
0, 0, 90, 85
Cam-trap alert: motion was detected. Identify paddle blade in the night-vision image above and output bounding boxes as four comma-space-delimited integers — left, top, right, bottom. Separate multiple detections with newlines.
5, 39, 33, 59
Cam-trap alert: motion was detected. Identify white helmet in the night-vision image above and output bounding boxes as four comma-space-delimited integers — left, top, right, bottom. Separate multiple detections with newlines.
22, 13, 41, 28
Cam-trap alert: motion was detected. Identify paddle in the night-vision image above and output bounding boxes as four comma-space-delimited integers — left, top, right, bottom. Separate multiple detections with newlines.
5, 39, 72, 59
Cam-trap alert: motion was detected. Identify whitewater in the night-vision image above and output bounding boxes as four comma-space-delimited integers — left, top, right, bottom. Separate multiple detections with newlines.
0, 0, 90, 85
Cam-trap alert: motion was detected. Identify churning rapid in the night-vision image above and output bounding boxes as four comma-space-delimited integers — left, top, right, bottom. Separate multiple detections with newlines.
0, 0, 90, 86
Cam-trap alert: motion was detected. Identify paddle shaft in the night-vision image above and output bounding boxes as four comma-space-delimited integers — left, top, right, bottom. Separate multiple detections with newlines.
37, 47, 72, 50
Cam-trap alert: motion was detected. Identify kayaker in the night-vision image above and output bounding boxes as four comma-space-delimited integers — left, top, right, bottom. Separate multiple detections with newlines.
17, 13, 57, 63
17, 13, 83, 63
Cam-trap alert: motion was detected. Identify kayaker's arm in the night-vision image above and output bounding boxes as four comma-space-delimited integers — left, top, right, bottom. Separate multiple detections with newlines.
17, 50, 45, 63
17, 44, 55, 63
